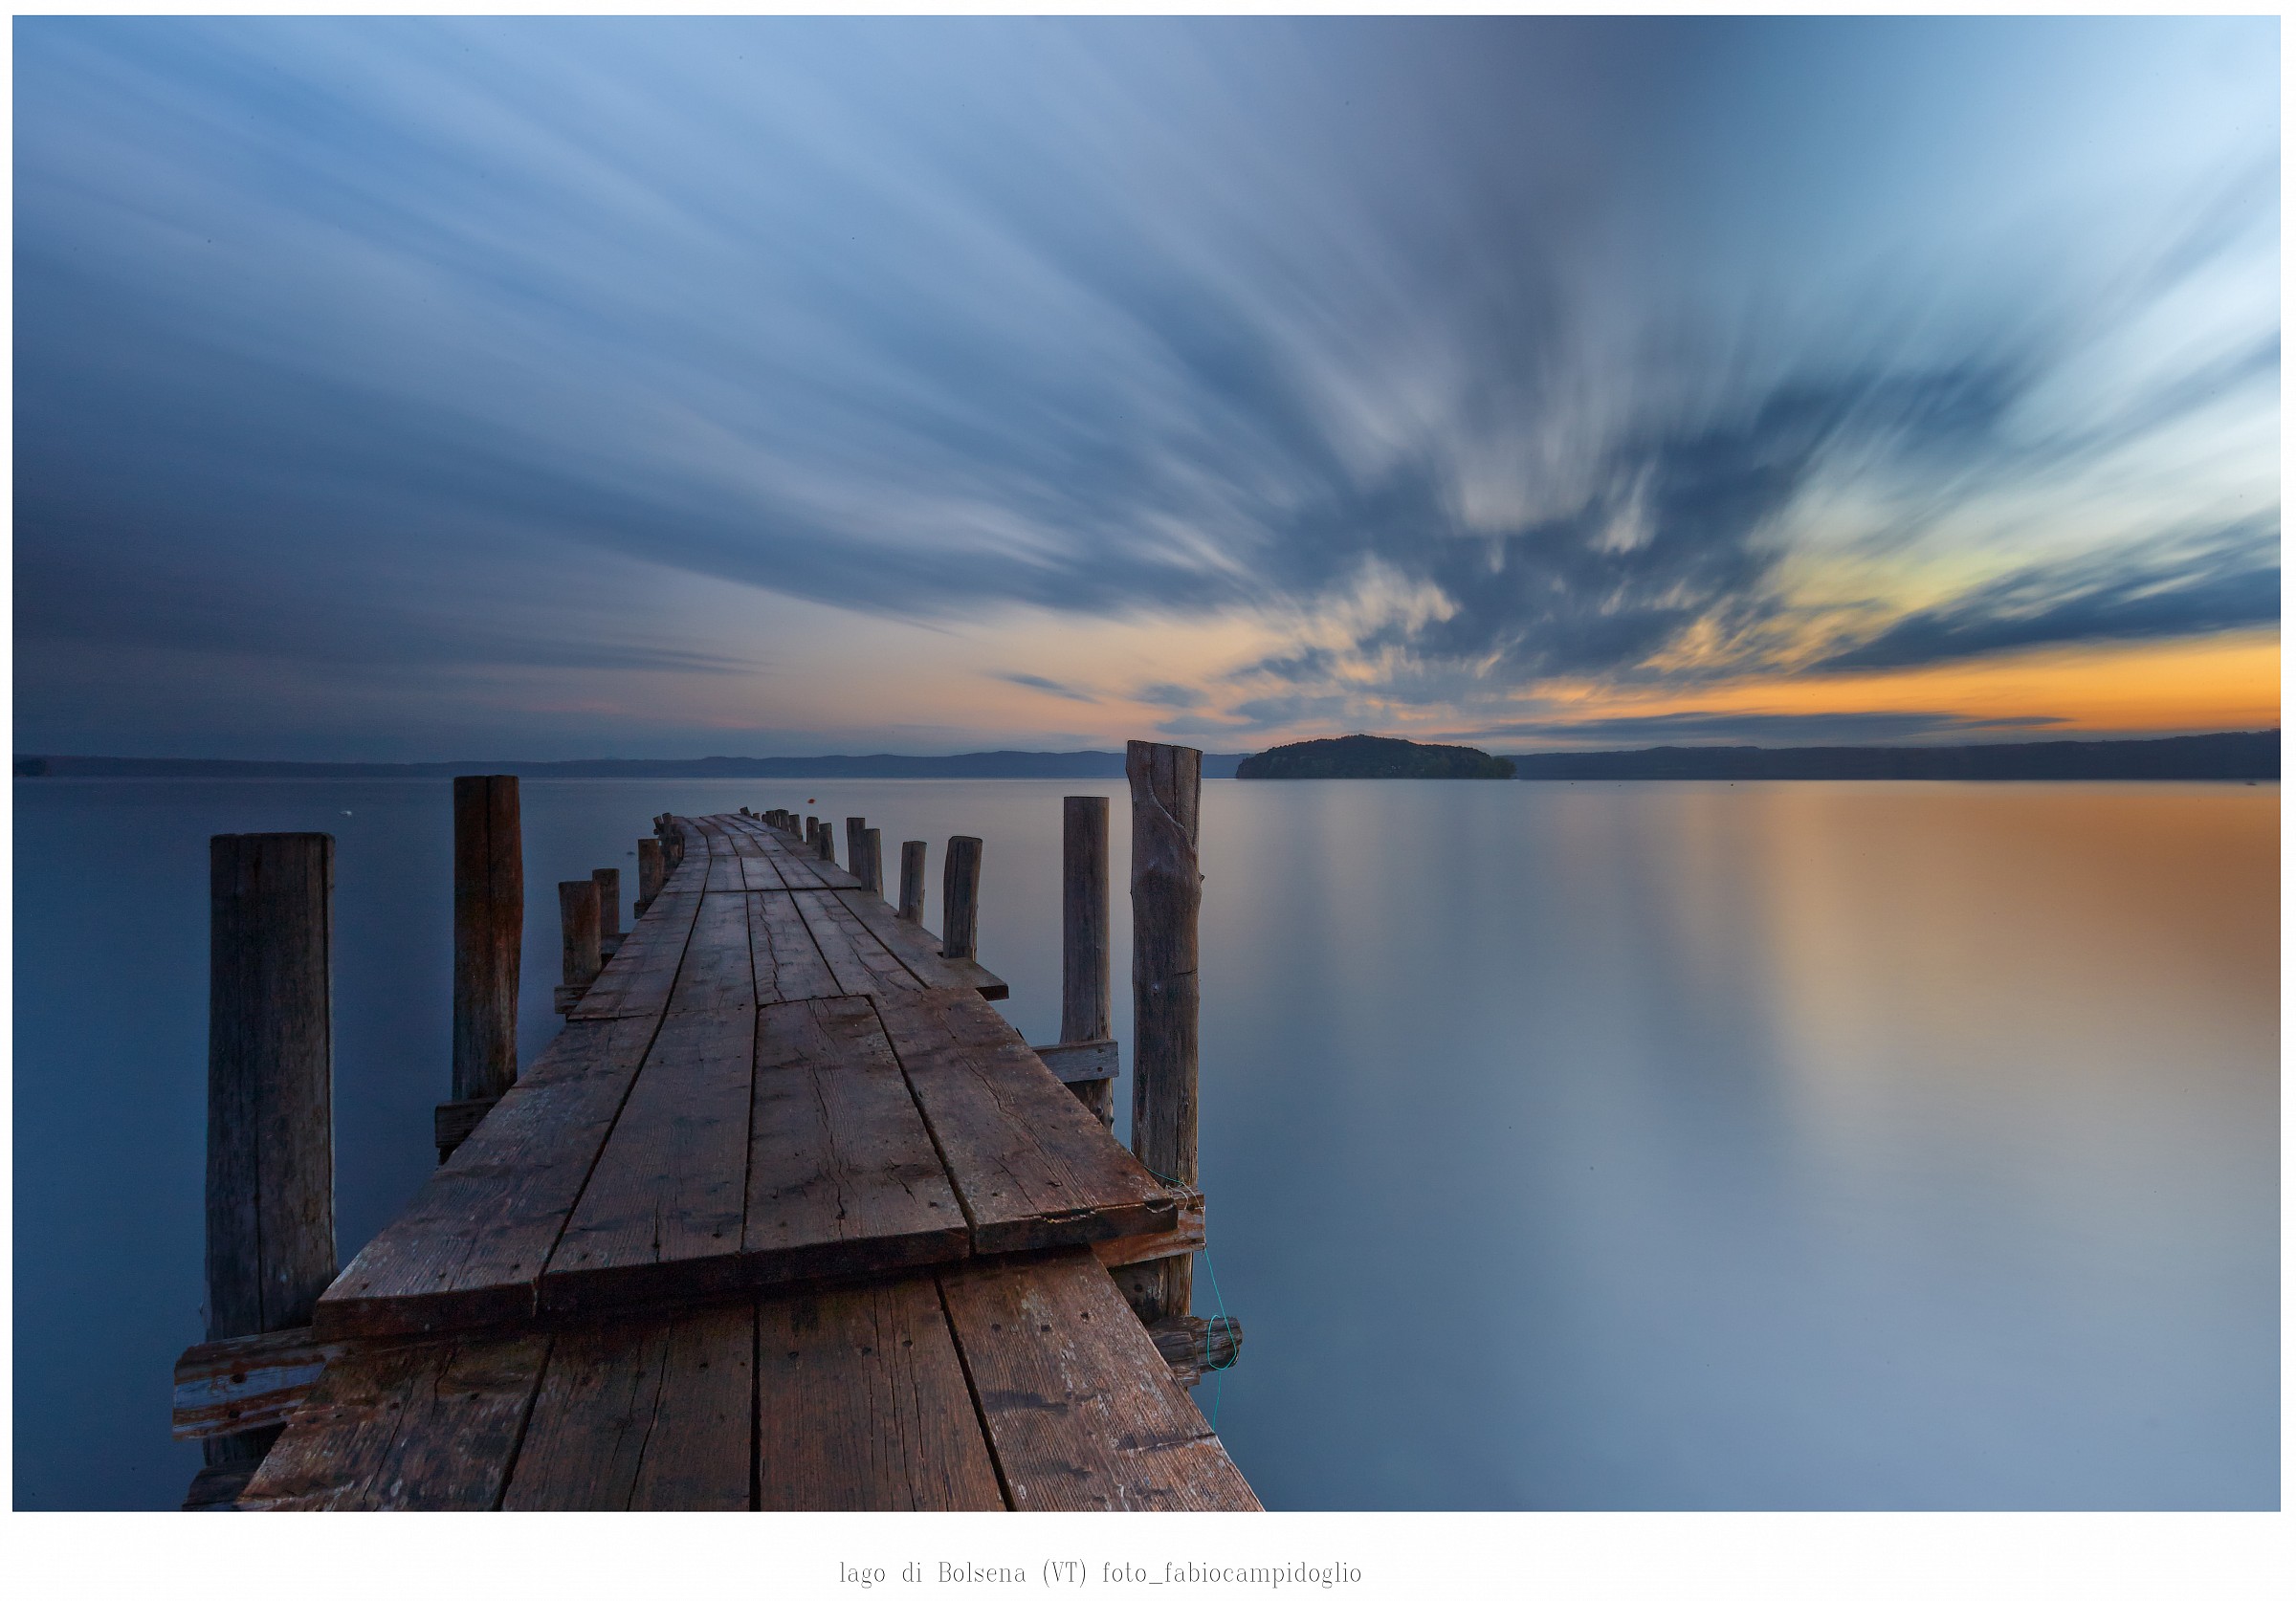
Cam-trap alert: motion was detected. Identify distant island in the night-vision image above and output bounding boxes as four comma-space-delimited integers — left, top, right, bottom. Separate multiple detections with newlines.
1501, 731, 2276, 781
13, 750, 1254, 780
1236, 735, 1515, 779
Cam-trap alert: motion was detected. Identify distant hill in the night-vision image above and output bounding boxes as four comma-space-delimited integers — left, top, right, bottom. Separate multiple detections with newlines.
14, 750, 1255, 780
1237, 735, 1515, 779
1502, 731, 2277, 781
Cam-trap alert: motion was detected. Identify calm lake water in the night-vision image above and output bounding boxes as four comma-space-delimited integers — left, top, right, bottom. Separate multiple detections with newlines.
12, 777, 2279, 1510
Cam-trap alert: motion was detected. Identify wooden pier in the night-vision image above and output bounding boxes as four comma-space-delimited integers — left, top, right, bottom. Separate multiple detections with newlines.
177, 747, 1255, 1511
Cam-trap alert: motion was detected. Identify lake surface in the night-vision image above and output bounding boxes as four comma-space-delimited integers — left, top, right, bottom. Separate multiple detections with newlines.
12, 778, 2279, 1509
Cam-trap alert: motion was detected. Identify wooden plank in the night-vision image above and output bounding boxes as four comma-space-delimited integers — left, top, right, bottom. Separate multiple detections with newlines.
793, 889, 924, 998
873, 989, 1177, 1253
571, 888, 702, 1021
744, 997, 970, 1285
756, 1276, 1005, 1510
1089, 1188, 1203, 1269
502, 1305, 753, 1510
665, 885, 757, 1015
173, 1326, 348, 1441
721, 814, 857, 890
1147, 1313, 1243, 1389
314, 1016, 659, 1338
239, 1331, 553, 1510
541, 1004, 756, 1315
1034, 1038, 1117, 1084
834, 888, 1009, 998
748, 889, 842, 1005
717, 821, 801, 891
938, 1249, 1260, 1511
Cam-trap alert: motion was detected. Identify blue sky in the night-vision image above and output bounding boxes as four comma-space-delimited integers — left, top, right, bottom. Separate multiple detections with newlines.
13, 16, 2279, 758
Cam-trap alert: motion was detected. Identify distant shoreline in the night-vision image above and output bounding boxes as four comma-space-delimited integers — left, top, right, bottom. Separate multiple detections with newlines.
12, 731, 2275, 782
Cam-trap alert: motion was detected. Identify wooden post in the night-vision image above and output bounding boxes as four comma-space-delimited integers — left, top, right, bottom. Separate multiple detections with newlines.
941, 835, 982, 960
555, 879, 601, 1014
202, 832, 337, 1486
861, 827, 885, 897
817, 822, 836, 864
1124, 741, 1201, 1321
636, 838, 664, 913
450, 776, 521, 1108
592, 866, 621, 944
898, 841, 927, 923
1062, 796, 1115, 1128
845, 818, 868, 887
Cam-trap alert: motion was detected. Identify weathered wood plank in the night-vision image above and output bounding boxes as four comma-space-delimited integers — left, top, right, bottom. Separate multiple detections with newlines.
743, 997, 970, 1285
748, 888, 842, 1005
720, 814, 857, 889
1147, 1313, 1243, 1389
570, 888, 702, 1021
541, 1004, 755, 1315
240, 1332, 553, 1510
1089, 1188, 1203, 1269
873, 989, 1176, 1253
834, 887, 1009, 998
173, 1327, 348, 1441
314, 1016, 659, 1338
938, 1249, 1259, 1511
756, 1276, 1005, 1510
665, 885, 757, 1015
502, 1305, 753, 1510
793, 889, 924, 997
1034, 1038, 1118, 1084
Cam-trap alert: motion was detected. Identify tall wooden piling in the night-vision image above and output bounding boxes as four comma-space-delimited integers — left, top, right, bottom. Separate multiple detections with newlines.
898, 841, 927, 922
816, 823, 836, 864
1125, 741, 1201, 1321
592, 867, 621, 944
203, 832, 337, 1481
451, 776, 521, 1107
861, 827, 885, 897
942, 835, 982, 960
845, 818, 867, 887
635, 838, 664, 914
1062, 797, 1115, 1127
556, 880, 601, 1013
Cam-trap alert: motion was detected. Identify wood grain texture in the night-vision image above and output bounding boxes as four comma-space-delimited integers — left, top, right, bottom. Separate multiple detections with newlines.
898, 840, 927, 923
1061, 796, 1112, 1043
743, 997, 969, 1286
315, 1016, 659, 1338
938, 1249, 1259, 1511
240, 1331, 552, 1510
746, 890, 842, 1005
664, 884, 757, 1015
756, 1276, 1004, 1510
636, 838, 664, 911
591, 867, 622, 940
502, 1305, 753, 1510
1126, 741, 1202, 1319
452, 777, 521, 1104
542, 1004, 756, 1314
872, 988, 1175, 1254
832, 887, 1007, 998
570, 888, 702, 1021
173, 1326, 347, 1441
558, 879, 602, 989
940, 835, 982, 959
793, 888, 924, 997
207, 832, 338, 1342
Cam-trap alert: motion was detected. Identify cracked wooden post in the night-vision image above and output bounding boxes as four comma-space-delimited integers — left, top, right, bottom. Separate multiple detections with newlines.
635, 837, 664, 915
861, 826, 885, 898
555, 880, 601, 1014
1120, 741, 1200, 1323
196, 831, 337, 1505
816, 821, 836, 864
941, 835, 982, 960
591, 866, 621, 953
442, 775, 520, 1162
898, 841, 927, 922
846, 817, 883, 893
1061, 796, 1115, 1128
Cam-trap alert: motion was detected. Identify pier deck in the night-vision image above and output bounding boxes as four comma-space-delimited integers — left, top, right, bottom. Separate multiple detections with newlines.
234, 813, 1254, 1511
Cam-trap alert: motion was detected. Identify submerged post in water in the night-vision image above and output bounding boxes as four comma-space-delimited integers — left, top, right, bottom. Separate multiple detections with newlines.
898, 840, 927, 922
942, 835, 982, 959
1126, 741, 1201, 1321
1062, 796, 1115, 1128
204, 832, 338, 1484
451, 776, 521, 1107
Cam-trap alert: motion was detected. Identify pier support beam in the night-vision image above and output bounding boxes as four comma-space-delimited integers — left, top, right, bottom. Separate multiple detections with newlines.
442, 776, 521, 1162
198, 832, 338, 1501
635, 837, 664, 915
861, 827, 885, 898
1060, 796, 1115, 1129
555, 880, 602, 1014
1119, 741, 1200, 1323
592, 866, 621, 955
941, 835, 982, 960
898, 841, 927, 922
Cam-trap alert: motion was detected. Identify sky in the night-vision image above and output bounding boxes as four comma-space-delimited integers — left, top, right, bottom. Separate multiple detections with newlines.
12, 15, 2281, 760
